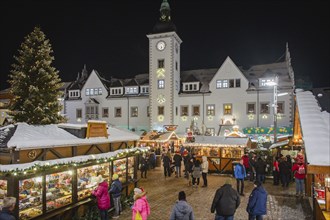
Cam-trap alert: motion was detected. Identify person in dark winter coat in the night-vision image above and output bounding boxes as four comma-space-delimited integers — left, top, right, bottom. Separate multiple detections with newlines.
234, 159, 246, 196
92, 177, 111, 220
173, 151, 183, 177
170, 191, 194, 220
163, 152, 172, 178
140, 155, 149, 178
109, 174, 122, 218
211, 179, 240, 220
255, 158, 266, 183
0, 197, 16, 220
279, 156, 291, 187
191, 160, 202, 187
246, 181, 268, 220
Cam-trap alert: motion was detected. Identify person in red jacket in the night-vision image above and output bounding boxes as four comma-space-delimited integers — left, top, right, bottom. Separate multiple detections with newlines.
292, 155, 306, 197
242, 152, 250, 180
92, 176, 111, 220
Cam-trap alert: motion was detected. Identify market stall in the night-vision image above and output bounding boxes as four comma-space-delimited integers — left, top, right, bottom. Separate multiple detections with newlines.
183, 136, 251, 174
0, 121, 147, 220
296, 90, 330, 220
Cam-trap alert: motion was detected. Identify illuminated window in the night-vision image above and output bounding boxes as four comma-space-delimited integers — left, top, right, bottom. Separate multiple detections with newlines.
125, 87, 138, 94
206, 104, 215, 116
224, 104, 232, 115
158, 80, 165, 89
86, 88, 102, 96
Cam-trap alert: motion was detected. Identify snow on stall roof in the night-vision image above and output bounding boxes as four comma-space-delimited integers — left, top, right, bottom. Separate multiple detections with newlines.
296, 90, 330, 166
0, 147, 149, 172
183, 136, 249, 147
6, 123, 140, 150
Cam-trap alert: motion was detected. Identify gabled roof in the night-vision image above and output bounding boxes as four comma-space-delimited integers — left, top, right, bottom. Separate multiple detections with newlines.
183, 74, 199, 83
0, 124, 17, 148
181, 68, 217, 93
311, 87, 330, 113
125, 79, 139, 87
84, 98, 100, 104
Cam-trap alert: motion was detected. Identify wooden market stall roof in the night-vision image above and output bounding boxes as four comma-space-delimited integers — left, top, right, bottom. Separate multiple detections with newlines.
182, 136, 251, 147
0, 122, 140, 150
296, 90, 330, 174
139, 131, 180, 143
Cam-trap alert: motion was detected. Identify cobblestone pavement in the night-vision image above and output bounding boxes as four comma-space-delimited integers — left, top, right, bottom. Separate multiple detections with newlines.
114, 167, 312, 220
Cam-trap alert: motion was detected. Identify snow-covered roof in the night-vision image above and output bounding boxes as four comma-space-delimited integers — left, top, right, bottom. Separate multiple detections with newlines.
140, 131, 180, 142
0, 147, 149, 172
183, 136, 249, 147
296, 90, 330, 166
269, 139, 290, 149
5, 123, 140, 150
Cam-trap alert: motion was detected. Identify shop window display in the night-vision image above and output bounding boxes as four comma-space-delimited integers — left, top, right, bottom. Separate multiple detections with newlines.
46, 171, 73, 211
77, 163, 110, 200
19, 176, 43, 220
0, 180, 7, 209
113, 157, 135, 183
221, 147, 243, 158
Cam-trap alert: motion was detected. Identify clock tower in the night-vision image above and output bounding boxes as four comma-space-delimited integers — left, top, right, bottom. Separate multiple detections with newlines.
147, 0, 182, 131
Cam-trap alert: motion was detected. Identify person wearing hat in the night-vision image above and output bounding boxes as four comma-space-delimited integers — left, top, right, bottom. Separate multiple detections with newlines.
292, 155, 306, 197
211, 179, 240, 220
92, 176, 110, 220
170, 191, 194, 220
0, 197, 16, 220
132, 187, 150, 220
109, 174, 122, 218
246, 181, 268, 220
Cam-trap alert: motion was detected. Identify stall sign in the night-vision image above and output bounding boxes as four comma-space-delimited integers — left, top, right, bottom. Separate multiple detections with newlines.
86, 121, 107, 138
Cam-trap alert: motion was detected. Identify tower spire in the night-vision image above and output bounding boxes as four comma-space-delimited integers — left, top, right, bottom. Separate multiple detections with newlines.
159, 0, 171, 22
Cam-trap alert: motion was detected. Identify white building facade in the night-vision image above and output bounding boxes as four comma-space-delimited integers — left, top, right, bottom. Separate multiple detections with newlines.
64, 0, 295, 136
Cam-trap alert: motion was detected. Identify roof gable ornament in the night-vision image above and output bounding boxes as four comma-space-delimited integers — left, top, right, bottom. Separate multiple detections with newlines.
160, 0, 171, 22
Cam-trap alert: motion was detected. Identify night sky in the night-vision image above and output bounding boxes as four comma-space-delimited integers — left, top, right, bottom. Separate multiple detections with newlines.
1, 0, 329, 90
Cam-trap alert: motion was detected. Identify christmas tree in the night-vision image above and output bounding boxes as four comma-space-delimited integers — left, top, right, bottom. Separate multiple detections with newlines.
8, 27, 64, 125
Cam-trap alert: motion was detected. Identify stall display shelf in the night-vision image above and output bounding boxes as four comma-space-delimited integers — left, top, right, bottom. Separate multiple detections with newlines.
19, 205, 43, 220
0, 180, 7, 209
46, 194, 72, 211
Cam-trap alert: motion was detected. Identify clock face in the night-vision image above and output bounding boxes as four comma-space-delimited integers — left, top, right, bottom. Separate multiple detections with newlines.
156, 41, 166, 51
157, 94, 166, 104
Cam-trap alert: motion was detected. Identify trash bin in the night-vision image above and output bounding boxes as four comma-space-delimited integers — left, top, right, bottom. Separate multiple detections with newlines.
156, 155, 162, 167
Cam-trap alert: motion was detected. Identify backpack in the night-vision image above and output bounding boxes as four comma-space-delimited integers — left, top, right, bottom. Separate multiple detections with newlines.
297, 165, 305, 174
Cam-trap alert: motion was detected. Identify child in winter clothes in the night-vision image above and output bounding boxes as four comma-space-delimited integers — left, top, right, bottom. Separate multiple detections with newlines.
132, 187, 150, 220
170, 191, 194, 220
92, 176, 110, 220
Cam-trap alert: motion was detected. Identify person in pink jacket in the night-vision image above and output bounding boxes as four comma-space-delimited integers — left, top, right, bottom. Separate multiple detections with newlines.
92, 176, 110, 220
132, 187, 150, 220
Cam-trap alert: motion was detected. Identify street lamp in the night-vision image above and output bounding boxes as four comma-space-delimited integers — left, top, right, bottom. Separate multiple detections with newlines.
265, 75, 278, 143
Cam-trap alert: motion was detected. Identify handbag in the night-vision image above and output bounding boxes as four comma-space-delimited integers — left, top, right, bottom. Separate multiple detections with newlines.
135, 210, 142, 220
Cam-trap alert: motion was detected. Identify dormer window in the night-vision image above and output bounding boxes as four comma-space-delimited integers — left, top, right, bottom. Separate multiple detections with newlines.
69, 90, 80, 98
260, 78, 275, 87
111, 88, 123, 95
141, 86, 149, 94
86, 88, 102, 96
125, 87, 138, 94
183, 82, 199, 91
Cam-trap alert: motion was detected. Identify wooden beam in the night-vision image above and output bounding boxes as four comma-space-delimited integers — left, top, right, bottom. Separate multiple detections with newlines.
35, 149, 48, 161
49, 148, 65, 159
307, 165, 330, 174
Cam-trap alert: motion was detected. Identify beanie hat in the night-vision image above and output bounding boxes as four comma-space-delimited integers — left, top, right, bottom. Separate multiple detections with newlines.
112, 174, 119, 180
134, 188, 142, 194
254, 180, 262, 187
178, 191, 186, 201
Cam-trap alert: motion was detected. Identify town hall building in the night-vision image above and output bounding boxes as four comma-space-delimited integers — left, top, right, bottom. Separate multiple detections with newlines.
63, 0, 295, 137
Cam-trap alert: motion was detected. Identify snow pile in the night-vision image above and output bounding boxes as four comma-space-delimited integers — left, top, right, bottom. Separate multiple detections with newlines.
296, 90, 330, 166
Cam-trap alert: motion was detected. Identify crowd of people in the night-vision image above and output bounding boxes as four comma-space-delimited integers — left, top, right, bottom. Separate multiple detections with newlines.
0, 147, 306, 220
